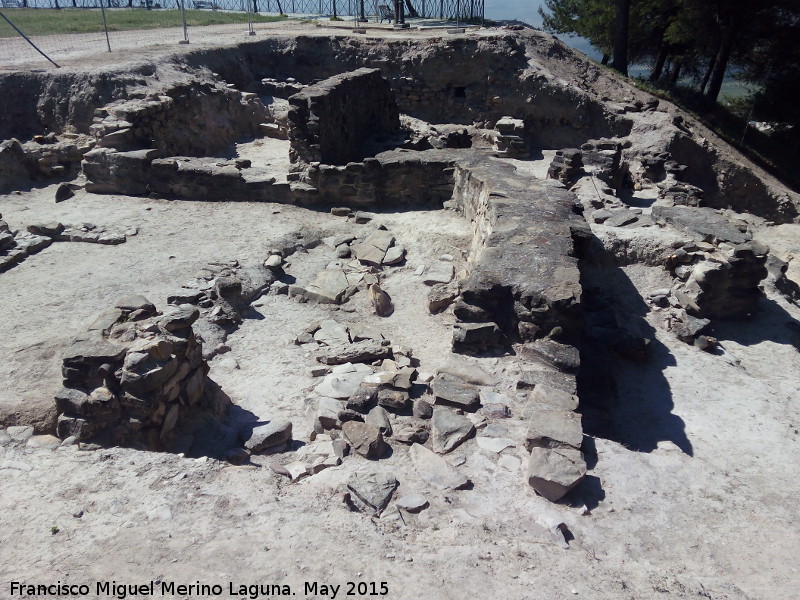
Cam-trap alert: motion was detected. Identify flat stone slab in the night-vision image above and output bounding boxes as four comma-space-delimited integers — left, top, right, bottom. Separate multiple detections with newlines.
422, 262, 455, 285
431, 406, 474, 454
525, 409, 583, 450
431, 374, 480, 411
298, 269, 350, 304
409, 443, 470, 490
476, 436, 515, 453
347, 472, 399, 515
396, 493, 429, 513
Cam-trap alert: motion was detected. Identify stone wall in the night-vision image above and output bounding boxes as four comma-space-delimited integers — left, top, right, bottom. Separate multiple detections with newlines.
55, 297, 222, 449
446, 154, 587, 501
451, 157, 584, 351
301, 149, 458, 207
288, 68, 400, 166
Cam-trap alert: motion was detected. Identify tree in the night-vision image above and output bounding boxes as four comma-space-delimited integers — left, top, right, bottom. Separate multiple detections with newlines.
610, 0, 631, 75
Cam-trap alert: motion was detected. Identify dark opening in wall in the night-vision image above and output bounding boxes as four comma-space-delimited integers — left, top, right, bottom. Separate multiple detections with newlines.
453, 87, 466, 99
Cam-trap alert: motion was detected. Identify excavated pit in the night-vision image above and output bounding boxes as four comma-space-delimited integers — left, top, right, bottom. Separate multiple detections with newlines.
2, 25, 800, 600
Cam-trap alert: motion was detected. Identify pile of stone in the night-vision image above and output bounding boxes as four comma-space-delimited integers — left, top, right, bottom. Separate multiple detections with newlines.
55, 296, 227, 450
28, 221, 135, 245
581, 138, 625, 190
0, 215, 52, 273
288, 225, 406, 308
0, 136, 92, 193
493, 116, 529, 158
547, 148, 583, 184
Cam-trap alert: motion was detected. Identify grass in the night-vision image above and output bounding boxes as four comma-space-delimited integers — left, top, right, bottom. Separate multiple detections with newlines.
0, 8, 286, 37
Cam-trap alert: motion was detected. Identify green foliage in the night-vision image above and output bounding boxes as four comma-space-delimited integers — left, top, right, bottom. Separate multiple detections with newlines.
0, 8, 286, 37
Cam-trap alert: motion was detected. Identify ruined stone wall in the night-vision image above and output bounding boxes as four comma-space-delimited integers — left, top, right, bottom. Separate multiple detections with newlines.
288, 68, 399, 166
451, 158, 584, 350
56, 297, 217, 449
302, 149, 457, 207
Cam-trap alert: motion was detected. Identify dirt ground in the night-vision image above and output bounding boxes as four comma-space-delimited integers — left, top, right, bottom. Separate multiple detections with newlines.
2, 24, 800, 600
2, 163, 800, 599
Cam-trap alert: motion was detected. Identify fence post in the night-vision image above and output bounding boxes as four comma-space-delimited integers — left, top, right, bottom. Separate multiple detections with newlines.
179, 0, 189, 43
0, 9, 60, 68
100, 0, 112, 52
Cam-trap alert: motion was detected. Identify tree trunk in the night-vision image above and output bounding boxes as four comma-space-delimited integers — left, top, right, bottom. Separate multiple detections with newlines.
650, 41, 669, 81
252, 0, 258, 12
669, 57, 682, 83
601, 54, 610, 65
699, 55, 715, 94
706, 19, 737, 102
404, 0, 417, 17
610, 0, 631, 76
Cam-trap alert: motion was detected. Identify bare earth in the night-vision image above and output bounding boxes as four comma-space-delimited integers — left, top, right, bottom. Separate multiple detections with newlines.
1, 23, 799, 600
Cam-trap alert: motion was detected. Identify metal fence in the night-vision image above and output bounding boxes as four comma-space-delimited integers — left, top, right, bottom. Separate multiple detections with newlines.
0, 0, 484, 70
1, 0, 483, 19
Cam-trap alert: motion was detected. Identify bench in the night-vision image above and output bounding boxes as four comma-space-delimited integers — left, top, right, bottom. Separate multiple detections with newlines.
377, 4, 393, 22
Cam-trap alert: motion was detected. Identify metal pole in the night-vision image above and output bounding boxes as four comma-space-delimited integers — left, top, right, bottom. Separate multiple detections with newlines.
247, 0, 255, 35
0, 10, 60, 67
100, 0, 111, 52
456, 0, 459, 27
179, 0, 189, 43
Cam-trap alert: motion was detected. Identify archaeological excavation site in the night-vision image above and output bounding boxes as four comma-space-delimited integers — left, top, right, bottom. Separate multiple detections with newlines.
1, 22, 799, 600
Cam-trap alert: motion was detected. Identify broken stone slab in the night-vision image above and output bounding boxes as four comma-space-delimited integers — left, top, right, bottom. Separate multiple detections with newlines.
347, 472, 399, 515
353, 230, 395, 266
452, 322, 502, 349
115, 294, 157, 318
476, 436, 515, 453
382, 245, 406, 265
159, 305, 200, 332
342, 421, 388, 458
604, 209, 640, 228
528, 385, 579, 411
431, 374, 480, 411
527, 446, 586, 502
392, 421, 429, 444
525, 409, 583, 451
27, 222, 64, 237
409, 443, 470, 491
396, 493, 428, 513
346, 384, 378, 412
314, 368, 369, 399
431, 406, 474, 454
7, 425, 35, 441
313, 319, 351, 346
348, 323, 384, 342
245, 420, 293, 453
521, 340, 580, 373
316, 340, 392, 365
317, 397, 345, 430
422, 261, 454, 285
294, 269, 350, 304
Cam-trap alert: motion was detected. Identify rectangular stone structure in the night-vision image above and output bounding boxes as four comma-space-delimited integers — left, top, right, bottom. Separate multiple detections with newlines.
288, 68, 400, 166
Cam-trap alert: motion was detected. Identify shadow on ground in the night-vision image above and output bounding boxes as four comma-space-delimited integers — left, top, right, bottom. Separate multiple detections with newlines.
577, 245, 693, 456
